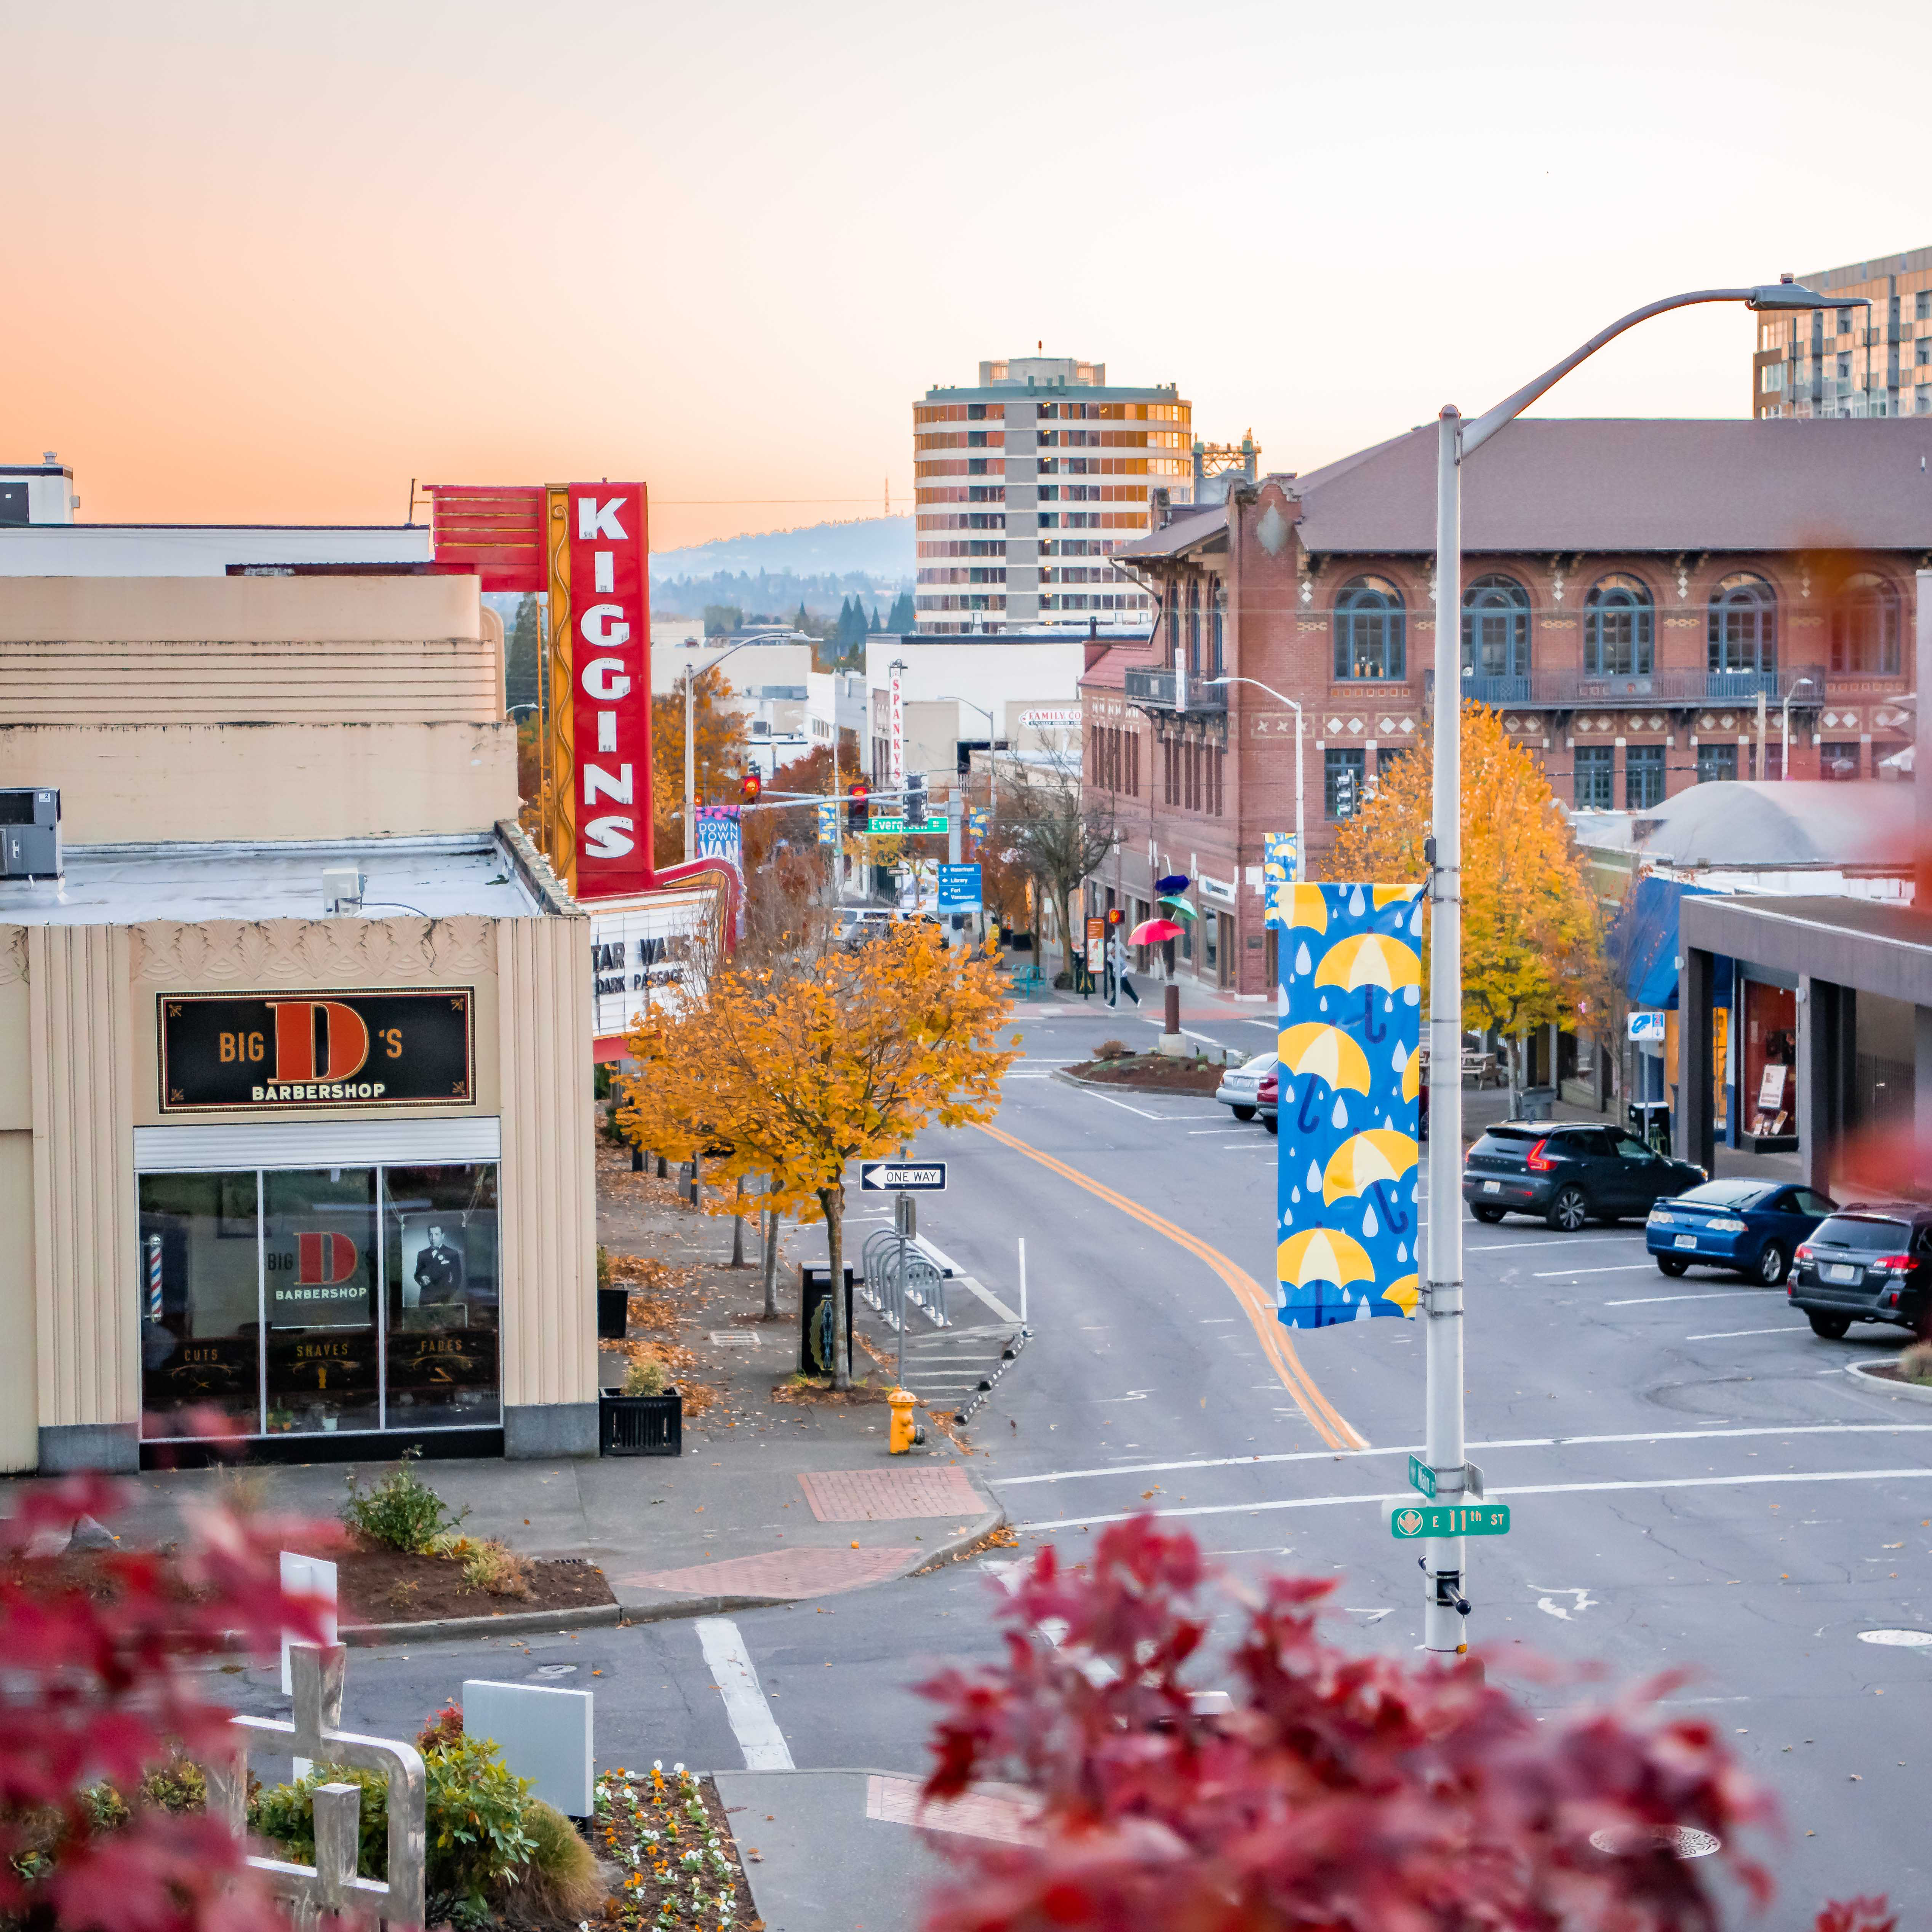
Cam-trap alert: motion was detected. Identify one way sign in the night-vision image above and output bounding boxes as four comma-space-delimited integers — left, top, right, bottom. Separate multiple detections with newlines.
859, 1161, 947, 1192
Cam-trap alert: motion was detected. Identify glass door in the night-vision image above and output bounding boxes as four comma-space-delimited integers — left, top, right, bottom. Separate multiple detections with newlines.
262, 1168, 381, 1438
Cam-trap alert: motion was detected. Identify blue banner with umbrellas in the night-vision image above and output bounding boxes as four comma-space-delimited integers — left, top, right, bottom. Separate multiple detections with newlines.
1272, 882, 1424, 1328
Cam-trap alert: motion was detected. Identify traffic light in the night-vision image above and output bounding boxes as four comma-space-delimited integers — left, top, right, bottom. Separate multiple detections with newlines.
846, 780, 870, 832
1105, 907, 1125, 926
1334, 766, 1356, 819
739, 769, 763, 806
905, 773, 928, 827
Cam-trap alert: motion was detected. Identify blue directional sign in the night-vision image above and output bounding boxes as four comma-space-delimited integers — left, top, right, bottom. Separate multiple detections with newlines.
937, 864, 983, 911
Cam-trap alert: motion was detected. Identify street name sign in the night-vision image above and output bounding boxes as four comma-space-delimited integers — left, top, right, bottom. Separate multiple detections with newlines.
859, 1162, 948, 1192
867, 814, 907, 836
1407, 1454, 1435, 1499
1389, 1501, 1510, 1540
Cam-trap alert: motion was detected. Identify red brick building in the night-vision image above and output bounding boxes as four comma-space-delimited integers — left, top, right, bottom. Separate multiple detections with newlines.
1082, 417, 1932, 1000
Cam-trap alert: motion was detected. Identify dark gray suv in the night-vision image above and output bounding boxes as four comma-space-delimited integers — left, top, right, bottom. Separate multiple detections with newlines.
1463, 1122, 1705, 1231
1789, 1205, 1932, 1339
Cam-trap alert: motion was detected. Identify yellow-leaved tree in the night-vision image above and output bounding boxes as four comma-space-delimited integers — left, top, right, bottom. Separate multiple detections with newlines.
1328, 701, 1606, 1093
620, 926, 1016, 1387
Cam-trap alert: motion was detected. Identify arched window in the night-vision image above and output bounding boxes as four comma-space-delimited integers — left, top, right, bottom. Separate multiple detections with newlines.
1333, 575, 1406, 680
1708, 573, 1777, 681
1460, 574, 1531, 699
1832, 573, 1901, 675
1211, 581, 1226, 678
1187, 580, 1201, 678
1583, 574, 1654, 677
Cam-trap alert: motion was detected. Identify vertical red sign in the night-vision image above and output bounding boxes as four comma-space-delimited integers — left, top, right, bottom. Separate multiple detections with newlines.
567, 483, 652, 897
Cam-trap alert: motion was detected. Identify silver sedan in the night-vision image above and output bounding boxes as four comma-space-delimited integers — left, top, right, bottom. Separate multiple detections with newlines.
1214, 1050, 1278, 1122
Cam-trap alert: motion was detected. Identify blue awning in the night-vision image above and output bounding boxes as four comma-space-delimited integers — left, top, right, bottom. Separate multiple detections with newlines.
1613, 876, 1717, 1011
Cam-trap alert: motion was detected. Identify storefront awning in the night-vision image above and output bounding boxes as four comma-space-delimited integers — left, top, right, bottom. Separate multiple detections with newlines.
1614, 875, 1717, 1011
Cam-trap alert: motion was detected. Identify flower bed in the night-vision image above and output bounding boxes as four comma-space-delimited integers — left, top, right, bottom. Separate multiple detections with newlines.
592, 1764, 759, 1932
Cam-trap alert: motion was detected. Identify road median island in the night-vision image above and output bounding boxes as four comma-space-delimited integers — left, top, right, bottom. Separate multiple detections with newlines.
1053, 1052, 1225, 1094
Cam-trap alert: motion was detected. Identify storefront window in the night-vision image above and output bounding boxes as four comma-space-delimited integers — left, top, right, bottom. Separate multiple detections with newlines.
139, 1161, 501, 1444
140, 1172, 262, 1439
384, 1164, 501, 1430
264, 1169, 380, 1436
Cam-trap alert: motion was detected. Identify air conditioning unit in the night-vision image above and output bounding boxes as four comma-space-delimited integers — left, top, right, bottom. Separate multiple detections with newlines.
0, 789, 61, 880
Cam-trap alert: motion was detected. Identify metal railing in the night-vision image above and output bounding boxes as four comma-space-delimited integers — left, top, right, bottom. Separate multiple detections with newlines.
1423, 663, 1831, 709
1122, 667, 1228, 711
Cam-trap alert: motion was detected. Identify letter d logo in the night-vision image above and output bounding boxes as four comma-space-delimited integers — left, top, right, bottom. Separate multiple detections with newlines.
296, 1231, 358, 1285
268, 1000, 371, 1081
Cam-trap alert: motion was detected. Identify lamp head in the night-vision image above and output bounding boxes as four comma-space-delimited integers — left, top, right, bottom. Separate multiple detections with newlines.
1746, 278, 1863, 312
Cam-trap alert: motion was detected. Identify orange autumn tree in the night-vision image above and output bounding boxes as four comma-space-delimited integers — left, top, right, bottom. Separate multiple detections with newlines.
1328, 700, 1606, 1094
621, 925, 1016, 1387
651, 665, 750, 868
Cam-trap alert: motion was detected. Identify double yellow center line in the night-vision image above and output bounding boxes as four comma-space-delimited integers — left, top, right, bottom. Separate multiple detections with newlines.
972, 1120, 1367, 1452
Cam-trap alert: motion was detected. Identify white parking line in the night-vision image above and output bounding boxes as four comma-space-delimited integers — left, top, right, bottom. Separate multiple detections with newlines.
1606, 1289, 1769, 1307
1466, 1234, 1648, 1251
993, 1422, 1932, 1488
1532, 1263, 1663, 1277
1686, 1325, 1810, 1341
694, 1618, 793, 1771
1017, 1467, 1932, 1534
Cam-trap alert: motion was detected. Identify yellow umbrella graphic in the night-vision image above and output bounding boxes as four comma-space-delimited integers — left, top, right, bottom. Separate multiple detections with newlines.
1380, 1274, 1420, 1317
1314, 932, 1422, 993
1277, 1226, 1376, 1289
1322, 1128, 1420, 1205
1401, 1044, 1422, 1104
1279, 884, 1329, 933
1277, 1022, 1372, 1094
1372, 885, 1424, 907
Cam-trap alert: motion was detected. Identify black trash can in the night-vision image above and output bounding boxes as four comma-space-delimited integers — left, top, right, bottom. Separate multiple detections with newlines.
596, 1287, 629, 1340
798, 1265, 855, 1376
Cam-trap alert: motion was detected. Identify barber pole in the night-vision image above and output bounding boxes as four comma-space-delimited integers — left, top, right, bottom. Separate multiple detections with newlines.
145, 1233, 163, 1323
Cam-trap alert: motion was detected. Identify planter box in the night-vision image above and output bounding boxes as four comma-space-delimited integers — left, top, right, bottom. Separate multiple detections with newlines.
596, 1287, 630, 1340
599, 1388, 682, 1456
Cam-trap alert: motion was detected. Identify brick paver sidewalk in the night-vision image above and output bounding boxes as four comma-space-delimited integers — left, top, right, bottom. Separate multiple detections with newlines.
796, 1465, 983, 1523
617, 1545, 916, 1600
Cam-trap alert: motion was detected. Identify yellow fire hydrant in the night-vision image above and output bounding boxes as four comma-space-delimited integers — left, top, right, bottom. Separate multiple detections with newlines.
888, 1387, 924, 1454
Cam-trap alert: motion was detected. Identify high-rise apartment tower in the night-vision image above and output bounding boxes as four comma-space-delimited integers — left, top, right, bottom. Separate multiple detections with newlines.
1753, 246, 1932, 419
912, 356, 1193, 633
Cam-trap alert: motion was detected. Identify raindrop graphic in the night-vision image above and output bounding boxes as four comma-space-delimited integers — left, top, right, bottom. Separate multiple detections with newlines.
1385, 994, 1395, 1014
1391, 1039, 1407, 1072
1403, 985, 1420, 1005
1294, 942, 1312, 976
1289, 1187, 1300, 1204
1348, 885, 1366, 916
1397, 1242, 1409, 1263
1331, 1095, 1348, 1129
1410, 904, 1423, 934
1307, 1160, 1321, 1193
1363, 1204, 1380, 1238
1319, 995, 1330, 1012
1355, 1299, 1371, 1321
1282, 1078, 1294, 1107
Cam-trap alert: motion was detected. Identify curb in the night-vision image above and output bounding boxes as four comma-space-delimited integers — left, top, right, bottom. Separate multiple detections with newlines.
340, 1601, 621, 1647
614, 1497, 1009, 1621
1846, 1358, 1932, 1404
1049, 1067, 1230, 1100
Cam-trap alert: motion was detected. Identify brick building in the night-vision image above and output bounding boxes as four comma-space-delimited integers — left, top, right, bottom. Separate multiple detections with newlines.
1082, 417, 1932, 1000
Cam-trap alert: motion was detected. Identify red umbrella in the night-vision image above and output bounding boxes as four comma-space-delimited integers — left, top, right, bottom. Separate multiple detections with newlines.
1129, 917, 1184, 945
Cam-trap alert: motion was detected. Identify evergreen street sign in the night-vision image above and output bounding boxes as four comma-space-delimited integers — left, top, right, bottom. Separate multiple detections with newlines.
1390, 1501, 1510, 1539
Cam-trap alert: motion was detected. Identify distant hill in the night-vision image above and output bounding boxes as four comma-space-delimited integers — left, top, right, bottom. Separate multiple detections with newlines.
649, 515, 913, 581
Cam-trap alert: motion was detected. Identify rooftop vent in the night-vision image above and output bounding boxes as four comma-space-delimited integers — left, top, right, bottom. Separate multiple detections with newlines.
0, 789, 62, 881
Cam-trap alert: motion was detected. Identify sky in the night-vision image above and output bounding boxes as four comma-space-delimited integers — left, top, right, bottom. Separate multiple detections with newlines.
5, 0, 1927, 552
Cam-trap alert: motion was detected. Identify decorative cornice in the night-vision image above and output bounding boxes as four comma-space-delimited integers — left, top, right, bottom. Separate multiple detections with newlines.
130, 916, 498, 986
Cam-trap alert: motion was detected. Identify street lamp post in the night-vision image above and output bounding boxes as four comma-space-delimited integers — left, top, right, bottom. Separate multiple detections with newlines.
1782, 675, 1818, 780
1204, 675, 1303, 880
683, 638, 763, 864
1421, 278, 1850, 1659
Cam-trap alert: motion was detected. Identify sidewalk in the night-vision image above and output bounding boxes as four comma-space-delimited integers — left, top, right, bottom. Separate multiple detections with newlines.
3, 1147, 1003, 1622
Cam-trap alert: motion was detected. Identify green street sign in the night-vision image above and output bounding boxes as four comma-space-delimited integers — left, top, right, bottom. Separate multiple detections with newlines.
867, 815, 907, 835
1390, 1501, 1510, 1540
1407, 1454, 1436, 1499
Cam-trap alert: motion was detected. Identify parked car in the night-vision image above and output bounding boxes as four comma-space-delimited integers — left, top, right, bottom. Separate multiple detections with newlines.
1788, 1204, 1932, 1339
1216, 1051, 1277, 1122
1463, 1122, 1704, 1231
1257, 1068, 1278, 1135
1646, 1179, 1837, 1285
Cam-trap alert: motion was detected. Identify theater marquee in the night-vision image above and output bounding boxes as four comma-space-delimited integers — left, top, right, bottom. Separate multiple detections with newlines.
158, 988, 474, 1112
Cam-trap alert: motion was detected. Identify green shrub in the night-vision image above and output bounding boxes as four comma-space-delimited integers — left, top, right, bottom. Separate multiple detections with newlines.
517, 1800, 604, 1918
342, 1447, 467, 1554
251, 1737, 536, 1911
624, 1356, 669, 1397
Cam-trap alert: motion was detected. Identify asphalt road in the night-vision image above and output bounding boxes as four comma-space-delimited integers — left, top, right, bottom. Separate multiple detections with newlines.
248, 1000, 1932, 1925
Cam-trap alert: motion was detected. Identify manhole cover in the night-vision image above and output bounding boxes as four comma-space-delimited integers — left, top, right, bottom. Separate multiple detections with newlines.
531, 1663, 578, 1678
1858, 1629, 1932, 1646
1588, 1825, 1721, 1859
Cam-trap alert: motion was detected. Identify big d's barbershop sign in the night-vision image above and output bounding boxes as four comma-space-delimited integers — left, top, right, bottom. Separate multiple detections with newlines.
158, 989, 474, 1112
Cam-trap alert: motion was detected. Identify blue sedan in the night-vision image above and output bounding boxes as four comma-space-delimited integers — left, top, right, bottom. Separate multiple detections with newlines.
1645, 1179, 1838, 1286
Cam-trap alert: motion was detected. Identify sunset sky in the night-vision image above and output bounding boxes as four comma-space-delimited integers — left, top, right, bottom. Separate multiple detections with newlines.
6, 0, 1926, 553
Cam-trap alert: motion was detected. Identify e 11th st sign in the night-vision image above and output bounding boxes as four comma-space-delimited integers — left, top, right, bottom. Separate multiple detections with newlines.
859, 1162, 947, 1192
1390, 1501, 1511, 1539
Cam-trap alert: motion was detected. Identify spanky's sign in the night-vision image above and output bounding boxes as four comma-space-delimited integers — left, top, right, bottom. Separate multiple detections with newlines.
568, 483, 652, 898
